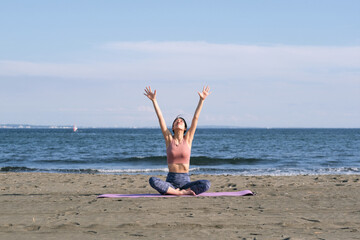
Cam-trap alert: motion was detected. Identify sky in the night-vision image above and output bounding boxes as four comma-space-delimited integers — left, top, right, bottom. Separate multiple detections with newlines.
0, 0, 359, 128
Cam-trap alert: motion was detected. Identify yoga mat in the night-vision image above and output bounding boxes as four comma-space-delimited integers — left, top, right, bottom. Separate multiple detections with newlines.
97, 190, 254, 198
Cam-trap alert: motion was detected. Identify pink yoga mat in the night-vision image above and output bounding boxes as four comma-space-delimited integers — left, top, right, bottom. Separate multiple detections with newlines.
97, 190, 254, 198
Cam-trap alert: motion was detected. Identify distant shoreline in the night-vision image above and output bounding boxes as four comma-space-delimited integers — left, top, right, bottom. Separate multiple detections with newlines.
1, 124, 359, 129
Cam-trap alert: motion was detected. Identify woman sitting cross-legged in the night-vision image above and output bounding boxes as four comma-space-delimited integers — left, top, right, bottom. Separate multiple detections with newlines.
144, 86, 212, 195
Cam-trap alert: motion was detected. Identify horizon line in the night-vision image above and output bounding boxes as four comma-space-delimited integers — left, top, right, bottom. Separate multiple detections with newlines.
0, 124, 359, 129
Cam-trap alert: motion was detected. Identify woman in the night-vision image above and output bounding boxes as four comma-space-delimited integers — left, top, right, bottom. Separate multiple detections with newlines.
144, 86, 211, 195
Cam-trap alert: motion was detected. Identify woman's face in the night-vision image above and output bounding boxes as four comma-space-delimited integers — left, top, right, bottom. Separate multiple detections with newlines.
173, 118, 186, 131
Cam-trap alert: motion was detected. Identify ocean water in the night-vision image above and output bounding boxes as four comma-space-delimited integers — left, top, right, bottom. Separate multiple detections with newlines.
0, 128, 359, 176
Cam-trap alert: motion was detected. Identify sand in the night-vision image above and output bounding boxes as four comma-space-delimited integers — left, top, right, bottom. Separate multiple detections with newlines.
0, 172, 359, 240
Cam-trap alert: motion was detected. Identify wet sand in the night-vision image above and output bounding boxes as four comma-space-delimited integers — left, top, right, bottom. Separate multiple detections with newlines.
1, 172, 359, 239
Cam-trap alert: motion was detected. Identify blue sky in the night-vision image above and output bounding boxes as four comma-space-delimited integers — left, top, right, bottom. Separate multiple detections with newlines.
0, 0, 359, 127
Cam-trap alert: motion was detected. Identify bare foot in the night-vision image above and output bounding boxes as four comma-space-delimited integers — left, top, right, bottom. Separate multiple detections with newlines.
166, 187, 196, 196
178, 188, 196, 195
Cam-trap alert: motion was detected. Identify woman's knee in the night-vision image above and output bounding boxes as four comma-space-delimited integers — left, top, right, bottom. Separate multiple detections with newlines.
189, 180, 211, 194
149, 177, 159, 188
149, 177, 169, 194
201, 180, 211, 191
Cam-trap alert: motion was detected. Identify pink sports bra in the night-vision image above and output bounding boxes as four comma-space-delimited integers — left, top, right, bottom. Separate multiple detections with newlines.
166, 139, 190, 165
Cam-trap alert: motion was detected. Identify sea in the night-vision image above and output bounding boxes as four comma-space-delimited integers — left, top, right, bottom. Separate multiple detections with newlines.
0, 128, 359, 176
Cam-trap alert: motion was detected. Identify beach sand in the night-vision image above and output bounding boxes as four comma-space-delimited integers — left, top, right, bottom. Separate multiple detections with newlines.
0, 173, 359, 240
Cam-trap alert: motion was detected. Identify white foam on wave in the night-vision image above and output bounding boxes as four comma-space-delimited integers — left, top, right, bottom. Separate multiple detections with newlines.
84, 166, 360, 176
98, 168, 169, 173
210, 167, 360, 176
96, 167, 202, 174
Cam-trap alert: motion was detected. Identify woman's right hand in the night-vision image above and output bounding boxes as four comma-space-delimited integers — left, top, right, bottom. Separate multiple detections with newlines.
144, 86, 156, 101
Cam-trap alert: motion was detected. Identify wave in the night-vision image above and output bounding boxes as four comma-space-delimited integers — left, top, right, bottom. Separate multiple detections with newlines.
27, 156, 272, 166
0, 166, 38, 172
0, 166, 100, 174
195, 167, 360, 176
98, 168, 169, 174
190, 156, 270, 165
1, 165, 359, 176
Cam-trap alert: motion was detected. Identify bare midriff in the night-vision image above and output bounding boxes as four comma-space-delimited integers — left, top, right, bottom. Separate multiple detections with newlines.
168, 163, 189, 173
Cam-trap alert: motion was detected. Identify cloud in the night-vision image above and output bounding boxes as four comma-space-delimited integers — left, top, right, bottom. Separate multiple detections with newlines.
0, 41, 359, 84
1, 41, 359, 127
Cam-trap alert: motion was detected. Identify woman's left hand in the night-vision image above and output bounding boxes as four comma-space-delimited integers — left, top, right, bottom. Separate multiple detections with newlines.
198, 86, 211, 100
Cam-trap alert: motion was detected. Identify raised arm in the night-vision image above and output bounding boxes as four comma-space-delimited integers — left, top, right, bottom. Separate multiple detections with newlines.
144, 86, 172, 144
186, 86, 211, 145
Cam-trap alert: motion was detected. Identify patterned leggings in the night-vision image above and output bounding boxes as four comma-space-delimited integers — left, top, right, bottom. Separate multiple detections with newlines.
149, 172, 211, 195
